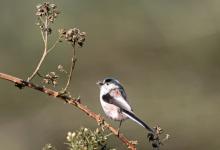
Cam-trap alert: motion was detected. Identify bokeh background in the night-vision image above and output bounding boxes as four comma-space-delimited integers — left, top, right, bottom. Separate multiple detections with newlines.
0, 0, 220, 149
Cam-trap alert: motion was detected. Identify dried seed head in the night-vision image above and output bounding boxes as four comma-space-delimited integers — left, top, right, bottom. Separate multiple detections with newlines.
66, 29, 75, 37
50, 3, 56, 9
35, 2, 60, 23
36, 4, 42, 9
80, 32, 86, 36
43, 79, 49, 84
73, 28, 79, 34
35, 11, 42, 16
59, 27, 86, 46
52, 80, 57, 86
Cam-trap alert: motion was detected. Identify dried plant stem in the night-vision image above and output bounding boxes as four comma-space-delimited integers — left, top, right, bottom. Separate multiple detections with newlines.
63, 43, 77, 92
0, 72, 137, 150
27, 47, 47, 82
27, 17, 49, 82
47, 36, 60, 54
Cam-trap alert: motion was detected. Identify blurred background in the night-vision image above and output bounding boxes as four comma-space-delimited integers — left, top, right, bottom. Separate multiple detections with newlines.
0, 0, 220, 149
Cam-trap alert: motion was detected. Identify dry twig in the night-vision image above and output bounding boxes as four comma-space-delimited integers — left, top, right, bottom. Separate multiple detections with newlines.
62, 43, 77, 93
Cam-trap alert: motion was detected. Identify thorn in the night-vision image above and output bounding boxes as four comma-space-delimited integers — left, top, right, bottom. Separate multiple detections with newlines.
76, 96, 81, 103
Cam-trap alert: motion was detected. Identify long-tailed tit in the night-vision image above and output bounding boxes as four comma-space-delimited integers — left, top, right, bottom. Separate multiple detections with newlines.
97, 77, 154, 134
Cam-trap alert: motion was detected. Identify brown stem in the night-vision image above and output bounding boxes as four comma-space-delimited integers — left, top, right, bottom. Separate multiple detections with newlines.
0, 72, 137, 150
63, 43, 77, 92
27, 50, 47, 82
27, 17, 48, 82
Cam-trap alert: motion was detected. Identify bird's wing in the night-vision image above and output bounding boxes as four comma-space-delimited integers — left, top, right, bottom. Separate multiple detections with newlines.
102, 88, 132, 111
102, 88, 154, 133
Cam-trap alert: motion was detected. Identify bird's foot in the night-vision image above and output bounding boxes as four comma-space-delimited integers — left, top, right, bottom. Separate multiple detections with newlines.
117, 128, 120, 137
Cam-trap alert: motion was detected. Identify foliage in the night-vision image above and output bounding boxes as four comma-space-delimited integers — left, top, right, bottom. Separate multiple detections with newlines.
42, 127, 116, 150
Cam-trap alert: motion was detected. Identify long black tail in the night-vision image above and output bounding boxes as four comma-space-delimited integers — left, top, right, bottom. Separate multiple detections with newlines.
122, 109, 154, 133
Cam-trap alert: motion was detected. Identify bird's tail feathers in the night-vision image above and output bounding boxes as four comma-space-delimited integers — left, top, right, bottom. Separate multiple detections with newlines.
122, 109, 154, 133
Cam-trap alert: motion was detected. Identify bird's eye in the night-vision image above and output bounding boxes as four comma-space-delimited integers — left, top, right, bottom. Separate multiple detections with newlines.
106, 83, 109, 85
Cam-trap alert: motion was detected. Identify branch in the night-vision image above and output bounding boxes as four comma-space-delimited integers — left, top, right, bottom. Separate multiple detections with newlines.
0, 72, 137, 150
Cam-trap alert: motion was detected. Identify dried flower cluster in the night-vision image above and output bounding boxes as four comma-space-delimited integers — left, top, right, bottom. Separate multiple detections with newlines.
57, 65, 67, 73
35, 2, 60, 34
59, 28, 86, 46
36, 2, 59, 22
42, 72, 59, 87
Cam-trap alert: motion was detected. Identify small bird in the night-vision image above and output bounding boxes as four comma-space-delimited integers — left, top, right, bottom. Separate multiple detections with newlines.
97, 77, 154, 134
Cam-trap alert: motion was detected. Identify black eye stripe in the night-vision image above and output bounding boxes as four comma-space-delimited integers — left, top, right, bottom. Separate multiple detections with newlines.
105, 79, 112, 83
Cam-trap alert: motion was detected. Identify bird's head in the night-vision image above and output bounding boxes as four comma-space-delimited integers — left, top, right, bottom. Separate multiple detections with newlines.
96, 77, 120, 94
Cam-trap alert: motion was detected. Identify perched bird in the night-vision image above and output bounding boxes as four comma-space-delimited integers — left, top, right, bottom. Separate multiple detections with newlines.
97, 77, 154, 134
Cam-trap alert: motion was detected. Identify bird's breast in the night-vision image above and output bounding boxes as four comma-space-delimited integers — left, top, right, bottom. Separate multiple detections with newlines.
100, 100, 128, 121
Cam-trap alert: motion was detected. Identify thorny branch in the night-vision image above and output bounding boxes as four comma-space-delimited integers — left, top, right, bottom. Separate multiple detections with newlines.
0, 72, 137, 150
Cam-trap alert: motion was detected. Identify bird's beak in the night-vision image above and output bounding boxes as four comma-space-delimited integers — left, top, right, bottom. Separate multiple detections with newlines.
96, 81, 103, 86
